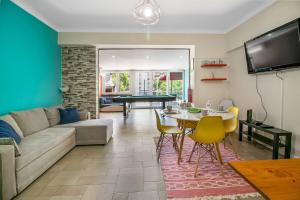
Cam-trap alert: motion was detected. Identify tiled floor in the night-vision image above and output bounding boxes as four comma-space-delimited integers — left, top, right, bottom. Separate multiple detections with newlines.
15, 109, 272, 200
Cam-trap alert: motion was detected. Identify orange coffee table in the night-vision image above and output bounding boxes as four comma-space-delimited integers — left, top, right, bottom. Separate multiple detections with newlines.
229, 159, 300, 200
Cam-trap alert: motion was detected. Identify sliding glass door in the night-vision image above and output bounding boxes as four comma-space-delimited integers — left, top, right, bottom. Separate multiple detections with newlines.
152, 72, 167, 96
101, 70, 184, 108
136, 71, 184, 97
169, 72, 183, 100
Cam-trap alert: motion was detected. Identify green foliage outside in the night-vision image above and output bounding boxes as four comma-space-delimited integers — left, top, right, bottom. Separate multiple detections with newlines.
111, 73, 117, 85
170, 80, 183, 99
153, 79, 183, 97
153, 79, 166, 95
119, 72, 130, 92
107, 72, 182, 97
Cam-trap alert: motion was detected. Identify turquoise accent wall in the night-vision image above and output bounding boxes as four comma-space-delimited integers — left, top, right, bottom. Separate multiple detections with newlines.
0, 0, 61, 115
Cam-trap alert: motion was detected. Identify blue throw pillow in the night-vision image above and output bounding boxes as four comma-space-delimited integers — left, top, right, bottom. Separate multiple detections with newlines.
0, 120, 21, 144
58, 108, 80, 124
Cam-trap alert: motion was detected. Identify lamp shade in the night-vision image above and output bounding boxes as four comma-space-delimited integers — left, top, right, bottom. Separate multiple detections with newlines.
133, 0, 160, 25
59, 86, 70, 93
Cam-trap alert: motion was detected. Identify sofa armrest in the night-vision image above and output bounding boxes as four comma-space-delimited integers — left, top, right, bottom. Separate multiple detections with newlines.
0, 145, 17, 200
79, 111, 91, 121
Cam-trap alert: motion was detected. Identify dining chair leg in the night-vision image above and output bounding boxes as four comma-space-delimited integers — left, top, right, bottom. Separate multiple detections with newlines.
156, 133, 163, 152
188, 142, 198, 162
176, 136, 180, 153
209, 145, 215, 163
177, 131, 186, 164
172, 134, 179, 152
194, 148, 202, 177
172, 134, 176, 149
157, 135, 165, 162
214, 143, 224, 177
214, 143, 223, 165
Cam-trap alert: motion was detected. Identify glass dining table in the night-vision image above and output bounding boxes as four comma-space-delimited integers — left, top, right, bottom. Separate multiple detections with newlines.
161, 109, 235, 164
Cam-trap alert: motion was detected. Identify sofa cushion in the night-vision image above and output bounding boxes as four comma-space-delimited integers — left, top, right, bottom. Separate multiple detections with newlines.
16, 134, 76, 192
0, 120, 22, 144
11, 108, 50, 137
44, 106, 61, 126
59, 108, 80, 124
100, 97, 113, 105
79, 111, 90, 121
0, 114, 24, 138
16, 127, 76, 171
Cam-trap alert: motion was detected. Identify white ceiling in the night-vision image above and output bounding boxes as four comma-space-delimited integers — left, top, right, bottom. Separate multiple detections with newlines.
99, 49, 190, 71
12, 0, 276, 33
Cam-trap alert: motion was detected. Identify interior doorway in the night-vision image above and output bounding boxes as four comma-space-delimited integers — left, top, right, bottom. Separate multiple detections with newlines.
97, 45, 195, 113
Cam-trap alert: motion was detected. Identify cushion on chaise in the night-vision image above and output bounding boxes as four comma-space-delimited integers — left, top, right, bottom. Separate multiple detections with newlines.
56, 119, 113, 145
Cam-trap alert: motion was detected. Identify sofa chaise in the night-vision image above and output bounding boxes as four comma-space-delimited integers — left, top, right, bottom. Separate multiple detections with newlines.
0, 107, 113, 200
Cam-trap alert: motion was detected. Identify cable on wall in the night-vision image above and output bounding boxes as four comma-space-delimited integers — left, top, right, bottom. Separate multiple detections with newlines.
255, 74, 268, 123
275, 71, 285, 129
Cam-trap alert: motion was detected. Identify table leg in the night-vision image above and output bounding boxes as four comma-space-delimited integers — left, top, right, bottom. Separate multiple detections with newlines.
123, 102, 126, 117
178, 130, 185, 165
284, 134, 292, 159
239, 122, 243, 141
273, 135, 279, 159
162, 101, 166, 109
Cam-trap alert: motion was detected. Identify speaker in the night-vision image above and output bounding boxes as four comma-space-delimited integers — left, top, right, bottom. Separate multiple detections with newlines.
247, 109, 252, 123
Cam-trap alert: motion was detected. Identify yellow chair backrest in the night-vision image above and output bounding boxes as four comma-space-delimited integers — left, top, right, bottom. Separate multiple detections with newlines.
189, 116, 225, 144
224, 106, 239, 133
154, 110, 164, 133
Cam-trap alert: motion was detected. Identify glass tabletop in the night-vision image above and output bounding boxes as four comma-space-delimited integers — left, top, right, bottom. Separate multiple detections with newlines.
162, 109, 235, 121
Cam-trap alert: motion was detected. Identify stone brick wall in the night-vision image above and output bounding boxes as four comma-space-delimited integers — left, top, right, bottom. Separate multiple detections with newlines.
61, 46, 97, 118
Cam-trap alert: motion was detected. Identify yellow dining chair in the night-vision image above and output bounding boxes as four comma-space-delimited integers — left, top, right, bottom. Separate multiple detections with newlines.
154, 110, 184, 162
188, 116, 225, 177
223, 106, 239, 156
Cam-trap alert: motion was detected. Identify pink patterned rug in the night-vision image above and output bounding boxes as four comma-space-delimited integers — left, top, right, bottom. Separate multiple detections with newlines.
157, 137, 260, 200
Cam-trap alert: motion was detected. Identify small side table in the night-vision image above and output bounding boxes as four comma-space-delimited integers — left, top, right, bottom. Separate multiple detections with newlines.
239, 120, 292, 159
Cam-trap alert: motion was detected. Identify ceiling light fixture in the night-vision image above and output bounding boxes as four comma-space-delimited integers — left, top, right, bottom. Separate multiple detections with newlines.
133, 0, 160, 26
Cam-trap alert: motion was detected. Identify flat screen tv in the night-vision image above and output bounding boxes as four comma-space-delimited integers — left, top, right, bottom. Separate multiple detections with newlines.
244, 18, 300, 74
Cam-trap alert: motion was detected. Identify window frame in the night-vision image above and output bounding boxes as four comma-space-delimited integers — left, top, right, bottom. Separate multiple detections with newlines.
102, 71, 131, 94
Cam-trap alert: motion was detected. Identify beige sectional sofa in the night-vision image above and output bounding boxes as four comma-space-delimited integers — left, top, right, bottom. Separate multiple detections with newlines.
0, 107, 113, 200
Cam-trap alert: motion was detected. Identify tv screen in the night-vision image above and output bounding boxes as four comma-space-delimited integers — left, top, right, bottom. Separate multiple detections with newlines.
244, 18, 300, 74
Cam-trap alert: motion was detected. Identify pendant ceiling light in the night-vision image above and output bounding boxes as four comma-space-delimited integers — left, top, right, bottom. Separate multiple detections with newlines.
133, 0, 160, 25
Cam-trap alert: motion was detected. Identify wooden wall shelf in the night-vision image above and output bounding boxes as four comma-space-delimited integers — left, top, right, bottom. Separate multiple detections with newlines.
201, 78, 227, 81
201, 64, 227, 68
